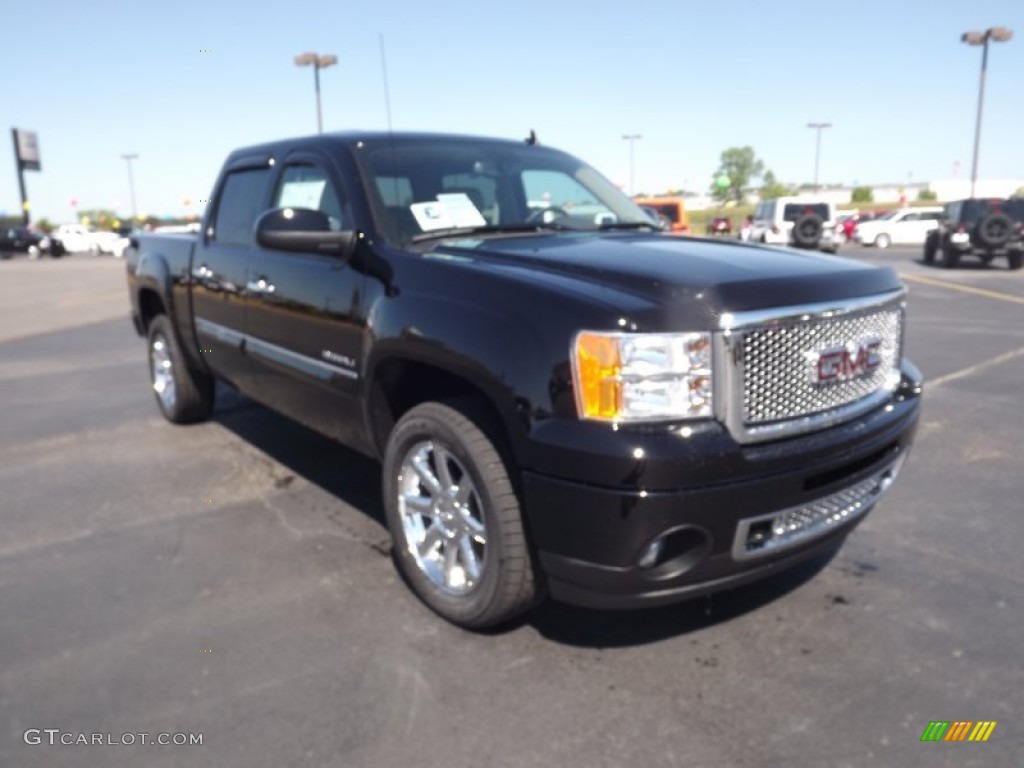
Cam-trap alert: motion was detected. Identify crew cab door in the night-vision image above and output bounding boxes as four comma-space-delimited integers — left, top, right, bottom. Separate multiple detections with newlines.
243, 153, 368, 446
191, 159, 273, 387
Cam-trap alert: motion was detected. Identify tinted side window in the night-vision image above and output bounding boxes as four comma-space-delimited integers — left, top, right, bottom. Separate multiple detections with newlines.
273, 165, 348, 231
213, 168, 271, 246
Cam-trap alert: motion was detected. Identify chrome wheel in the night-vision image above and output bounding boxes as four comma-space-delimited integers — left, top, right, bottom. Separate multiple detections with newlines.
150, 334, 177, 412
397, 440, 487, 595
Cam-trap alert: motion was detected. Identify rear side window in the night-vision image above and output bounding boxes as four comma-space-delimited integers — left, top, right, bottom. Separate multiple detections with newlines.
212, 168, 271, 246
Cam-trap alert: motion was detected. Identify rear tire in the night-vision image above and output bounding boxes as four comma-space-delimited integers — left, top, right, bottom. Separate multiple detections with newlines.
1008, 251, 1023, 270
147, 315, 215, 424
383, 401, 542, 629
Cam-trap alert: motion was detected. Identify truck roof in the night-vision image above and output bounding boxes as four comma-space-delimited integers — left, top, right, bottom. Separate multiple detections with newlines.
225, 131, 544, 161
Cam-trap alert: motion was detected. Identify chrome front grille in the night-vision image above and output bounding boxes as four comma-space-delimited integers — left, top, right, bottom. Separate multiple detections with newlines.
716, 290, 906, 443
742, 308, 902, 424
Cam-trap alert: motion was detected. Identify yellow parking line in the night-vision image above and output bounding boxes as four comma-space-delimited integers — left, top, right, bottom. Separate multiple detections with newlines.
899, 272, 1024, 304
928, 347, 1024, 388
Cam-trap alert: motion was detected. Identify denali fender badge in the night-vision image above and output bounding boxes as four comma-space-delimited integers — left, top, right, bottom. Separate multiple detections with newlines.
809, 338, 882, 384
321, 350, 356, 369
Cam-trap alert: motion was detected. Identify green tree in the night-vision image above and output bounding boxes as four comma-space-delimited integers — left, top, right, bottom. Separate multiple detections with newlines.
917, 188, 938, 201
711, 147, 764, 204
76, 209, 119, 229
851, 186, 874, 203
760, 170, 790, 200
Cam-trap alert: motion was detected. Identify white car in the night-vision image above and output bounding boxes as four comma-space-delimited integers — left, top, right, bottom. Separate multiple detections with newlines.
852, 207, 944, 249
749, 197, 840, 253
54, 224, 122, 255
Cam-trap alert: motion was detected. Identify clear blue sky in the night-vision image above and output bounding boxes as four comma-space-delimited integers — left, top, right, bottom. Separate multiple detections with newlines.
4, 0, 1022, 223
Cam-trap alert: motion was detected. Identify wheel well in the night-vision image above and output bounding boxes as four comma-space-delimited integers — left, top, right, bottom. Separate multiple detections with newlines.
138, 289, 166, 333
368, 359, 511, 460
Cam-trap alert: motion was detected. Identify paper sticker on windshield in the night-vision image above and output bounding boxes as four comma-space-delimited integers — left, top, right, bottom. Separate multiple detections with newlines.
436, 193, 487, 227
410, 201, 456, 231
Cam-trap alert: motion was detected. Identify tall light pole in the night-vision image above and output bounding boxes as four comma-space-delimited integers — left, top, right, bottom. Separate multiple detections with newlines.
121, 153, 138, 221
961, 27, 1013, 198
294, 52, 338, 133
622, 134, 642, 196
806, 122, 832, 192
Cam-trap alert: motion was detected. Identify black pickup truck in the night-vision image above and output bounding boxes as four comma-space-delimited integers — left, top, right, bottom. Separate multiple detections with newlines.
126, 131, 923, 629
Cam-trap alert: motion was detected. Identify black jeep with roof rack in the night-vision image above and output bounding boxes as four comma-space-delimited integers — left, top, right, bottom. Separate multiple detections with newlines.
924, 197, 1024, 269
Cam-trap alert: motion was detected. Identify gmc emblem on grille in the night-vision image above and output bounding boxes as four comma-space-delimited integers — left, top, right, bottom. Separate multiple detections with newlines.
810, 338, 883, 384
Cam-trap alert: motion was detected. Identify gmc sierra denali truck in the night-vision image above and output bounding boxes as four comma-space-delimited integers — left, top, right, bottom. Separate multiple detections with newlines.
126, 131, 922, 629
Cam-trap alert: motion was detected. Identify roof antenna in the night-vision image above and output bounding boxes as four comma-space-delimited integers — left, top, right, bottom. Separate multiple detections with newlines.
525, 129, 538, 145
379, 34, 394, 134
379, 34, 404, 247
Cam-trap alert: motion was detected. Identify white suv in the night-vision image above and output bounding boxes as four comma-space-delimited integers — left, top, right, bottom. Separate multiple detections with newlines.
852, 207, 943, 249
749, 197, 840, 253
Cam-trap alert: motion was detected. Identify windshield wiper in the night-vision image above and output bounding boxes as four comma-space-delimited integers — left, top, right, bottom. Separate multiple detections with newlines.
597, 221, 658, 231
410, 222, 575, 243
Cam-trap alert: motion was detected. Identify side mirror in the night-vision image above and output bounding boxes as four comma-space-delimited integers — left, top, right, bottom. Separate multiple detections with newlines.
255, 207, 358, 260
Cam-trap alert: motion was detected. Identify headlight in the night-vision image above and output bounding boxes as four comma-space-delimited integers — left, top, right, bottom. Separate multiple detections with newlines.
572, 331, 712, 422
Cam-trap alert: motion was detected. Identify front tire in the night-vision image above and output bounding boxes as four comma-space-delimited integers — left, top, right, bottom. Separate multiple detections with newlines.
874, 233, 891, 249
147, 315, 214, 424
941, 242, 960, 269
923, 238, 936, 263
383, 401, 542, 629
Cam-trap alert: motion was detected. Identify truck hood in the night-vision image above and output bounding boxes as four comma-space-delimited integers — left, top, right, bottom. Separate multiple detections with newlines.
430, 233, 902, 318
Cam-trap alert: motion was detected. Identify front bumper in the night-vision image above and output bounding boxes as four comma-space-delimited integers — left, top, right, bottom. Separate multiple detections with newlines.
522, 362, 922, 609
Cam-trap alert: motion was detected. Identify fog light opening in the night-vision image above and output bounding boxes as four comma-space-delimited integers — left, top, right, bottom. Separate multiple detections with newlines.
636, 527, 712, 580
637, 537, 665, 569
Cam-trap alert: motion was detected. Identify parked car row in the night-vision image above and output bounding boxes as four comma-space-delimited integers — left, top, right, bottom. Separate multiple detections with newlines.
0, 226, 66, 259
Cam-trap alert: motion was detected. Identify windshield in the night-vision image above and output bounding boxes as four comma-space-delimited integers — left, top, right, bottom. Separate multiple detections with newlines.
356, 137, 655, 245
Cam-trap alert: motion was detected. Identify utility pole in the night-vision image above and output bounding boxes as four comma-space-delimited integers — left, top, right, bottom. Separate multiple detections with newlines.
807, 122, 832, 192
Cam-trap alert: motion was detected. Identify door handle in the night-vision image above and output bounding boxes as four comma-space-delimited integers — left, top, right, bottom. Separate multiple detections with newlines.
246, 276, 276, 294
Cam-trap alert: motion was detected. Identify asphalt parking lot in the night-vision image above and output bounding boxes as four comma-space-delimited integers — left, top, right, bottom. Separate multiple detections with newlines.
1, 245, 1021, 767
